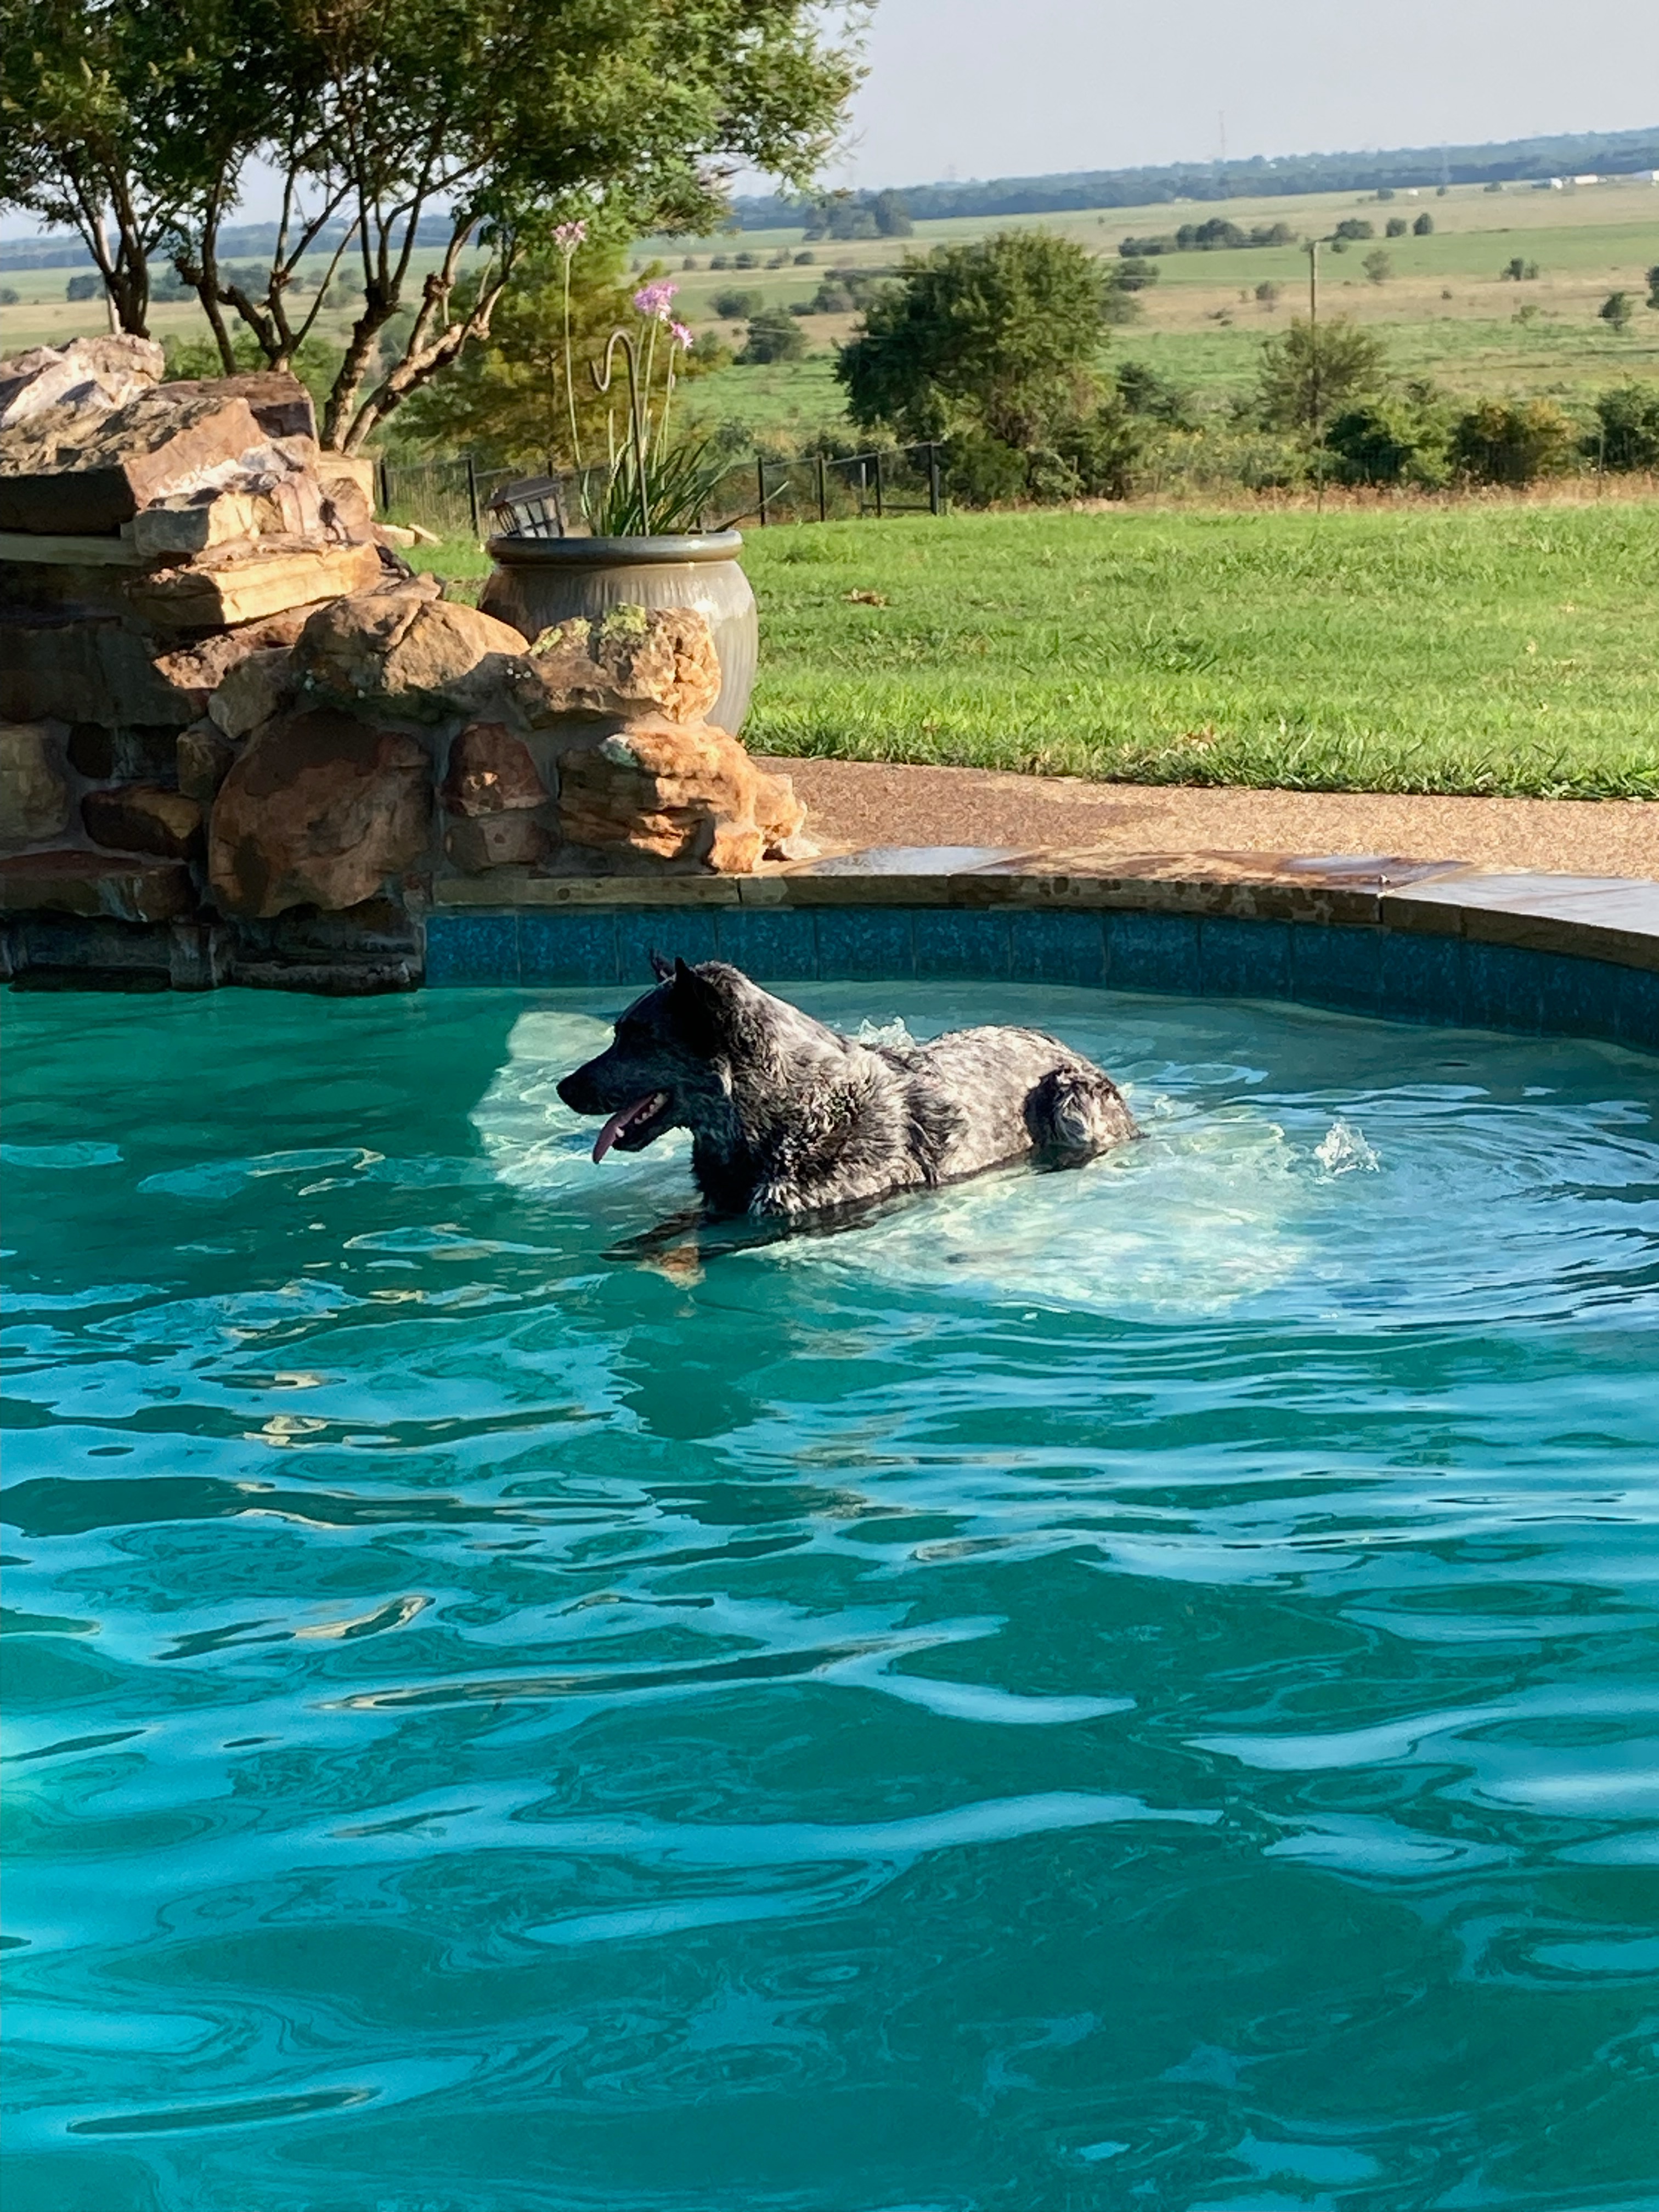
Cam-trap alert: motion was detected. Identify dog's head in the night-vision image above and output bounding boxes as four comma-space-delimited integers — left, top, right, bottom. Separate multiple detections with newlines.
557, 953, 753, 1161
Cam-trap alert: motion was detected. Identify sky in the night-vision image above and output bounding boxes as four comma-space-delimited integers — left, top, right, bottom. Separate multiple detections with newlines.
821, 0, 1659, 189
4, 0, 1657, 238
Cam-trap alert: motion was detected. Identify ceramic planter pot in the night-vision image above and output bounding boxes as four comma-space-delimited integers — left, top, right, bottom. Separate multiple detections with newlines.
479, 531, 758, 735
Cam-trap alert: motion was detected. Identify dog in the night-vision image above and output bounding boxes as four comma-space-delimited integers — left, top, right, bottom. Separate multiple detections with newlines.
556, 955, 1138, 1221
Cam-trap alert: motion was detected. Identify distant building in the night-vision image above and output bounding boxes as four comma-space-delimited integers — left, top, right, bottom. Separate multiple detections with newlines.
1571, 174, 1599, 186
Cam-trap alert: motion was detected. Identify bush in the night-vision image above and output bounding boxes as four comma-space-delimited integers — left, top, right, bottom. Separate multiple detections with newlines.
1363, 250, 1392, 285
944, 431, 1030, 506
1255, 280, 1280, 306
1114, 254, 1159, 292
1256, 315, 1389, 431
1451, 398, 1575, 485
737, 306, 806, 364
1385, 217, 1408, 238
65, 272, 101, 301
1324, 396, 1448, 487
733, 250, 758, 269
1647, 263, 1659, 310
1500, 257, 1541, 281
1334, 218, 1375, 241
711, 287, 764, 320
0, 284, 18, 305
1115, 359, 1196, 426
1599, 291, 1634, 334
709, 253, 730, 270
794, 250, 816, 266
1413, 212, 1434, 235
1589, 383, 1659, 470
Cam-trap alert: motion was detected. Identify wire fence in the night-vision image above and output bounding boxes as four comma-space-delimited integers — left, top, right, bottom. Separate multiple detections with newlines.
375, 442, 945, 541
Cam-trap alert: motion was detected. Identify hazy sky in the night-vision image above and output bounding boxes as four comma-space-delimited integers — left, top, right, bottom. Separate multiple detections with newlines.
4, 0, 1656, 237
823, 0, 1659, 188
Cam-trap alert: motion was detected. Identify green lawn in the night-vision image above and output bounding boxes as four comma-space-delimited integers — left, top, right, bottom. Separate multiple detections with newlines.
412, 500, 1659, 799
733, 502, 1659, 799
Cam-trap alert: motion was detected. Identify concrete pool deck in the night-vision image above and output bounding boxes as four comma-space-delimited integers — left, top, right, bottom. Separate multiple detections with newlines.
756, 760, 1659, 883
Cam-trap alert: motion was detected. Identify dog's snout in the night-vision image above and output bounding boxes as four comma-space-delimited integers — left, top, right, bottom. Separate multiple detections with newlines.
557, 1070, 593, 1112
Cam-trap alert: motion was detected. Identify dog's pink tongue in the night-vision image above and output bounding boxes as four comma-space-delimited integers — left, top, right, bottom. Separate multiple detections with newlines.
592, 1096, 652, 1164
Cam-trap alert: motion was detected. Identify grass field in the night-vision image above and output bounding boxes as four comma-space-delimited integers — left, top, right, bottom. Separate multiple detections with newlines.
5, 174, 1654, 444
411, 498, 1659, 800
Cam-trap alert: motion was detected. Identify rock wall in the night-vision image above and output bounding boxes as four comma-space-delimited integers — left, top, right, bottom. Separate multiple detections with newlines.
1, 343, 807, 992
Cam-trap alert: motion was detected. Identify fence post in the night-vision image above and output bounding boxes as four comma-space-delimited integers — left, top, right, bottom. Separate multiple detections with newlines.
927, 442, 941, 516
756, 456, 769, 526
816, 452, 827, 525
465, 453, 481, 536
873, 450, 884, 518
377, 457, 391, 512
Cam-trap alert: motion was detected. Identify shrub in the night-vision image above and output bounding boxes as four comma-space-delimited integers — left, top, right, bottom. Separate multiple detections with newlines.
837, 229, 1113, 450
1599, 291, 1634, 334
65, 271, 101, 300
1363, 250, 1392, 285
681, 256, 698, 270
737, 306, 806, 364
1385, 216, 1408, 238
1589, 384, 1659, 470
1500, 257, 1541, 282
1413, 212, 1434, 235
711, 286, 764, 320
733, 250, 759, 269
1334, 218, 1375, 241
1115, 359, 1197, 426
710, 253, 730, 270
1114, 254, 1159, 292
944, 431, 1031, 506
1451, 397, 1575, 484
1255, 279, 1279, 307
1256, 314, 1389, 431
1324, 396, 1448, 487
794, 250, 816, 266
0, 284, 18, 304
1647, 263, 1659, 310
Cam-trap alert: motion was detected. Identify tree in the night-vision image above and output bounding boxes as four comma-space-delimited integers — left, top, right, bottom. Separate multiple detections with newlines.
1413, 211, 1434, 235
737, 305, 805, 363
1589, 383, 1659, 471
1324, 396, 1448, 487
1451, 397, 1574, 484
712, 288, 765, 321
394, 229, 710, 469
1256, 315, 1388, 432
837, 230, 1110, 452
1362, 249, 1392, 285
1, 0, 860, 450
1647, 263, 1659, 309
1385, 216, 1408, 238
1599, 290, 1634, 334
1334, 217, 1375, 240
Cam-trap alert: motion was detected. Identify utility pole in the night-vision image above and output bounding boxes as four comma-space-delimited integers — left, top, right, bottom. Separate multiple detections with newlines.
1308, 238, 1325, 513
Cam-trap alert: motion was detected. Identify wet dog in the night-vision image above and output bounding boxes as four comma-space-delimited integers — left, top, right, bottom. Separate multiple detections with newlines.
556, 955, 1138, 1220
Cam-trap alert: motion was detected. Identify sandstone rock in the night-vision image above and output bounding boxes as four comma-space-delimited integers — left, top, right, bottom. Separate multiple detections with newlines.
0, 849, 194, 921
83, 783, 204, 860
753, 768, 809, 858
177, 721, 236, 802
127, 537, 384, 629
445, 812, 550, 872
208, 647, 294, 741
151, 602, 343, 716
126, 488, 264, 561
441, 723, 547, 816
521, 606, 722, 725
67, 721, 179, 781
157, 371, 317, 443
0, 388, 267, 535
558, 718, 776, 873
208, 707, 432, 918
0, 721, 71, 848
294, 589, 527, 720
0, 337, 165, 431
3, 614, 225, 727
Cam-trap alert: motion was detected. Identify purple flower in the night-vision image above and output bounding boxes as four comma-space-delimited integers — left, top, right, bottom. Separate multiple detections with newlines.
553, 219, 588, 254
669, 320, 693, 348
632, 279, 678, 321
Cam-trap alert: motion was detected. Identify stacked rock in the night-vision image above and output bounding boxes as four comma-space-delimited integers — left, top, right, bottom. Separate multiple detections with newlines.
0, 339, 809, 992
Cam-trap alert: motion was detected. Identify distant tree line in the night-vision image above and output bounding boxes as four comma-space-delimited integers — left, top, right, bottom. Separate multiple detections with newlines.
728, 125, 1659, 228
1119, 219, 1296, 255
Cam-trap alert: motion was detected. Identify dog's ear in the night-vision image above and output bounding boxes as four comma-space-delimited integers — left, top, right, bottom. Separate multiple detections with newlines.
649, 948, 674, 983
670, 956, 734, 1045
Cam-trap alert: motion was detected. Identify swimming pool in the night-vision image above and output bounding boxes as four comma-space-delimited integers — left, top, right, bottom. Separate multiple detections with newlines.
5, 983, 1657, 2211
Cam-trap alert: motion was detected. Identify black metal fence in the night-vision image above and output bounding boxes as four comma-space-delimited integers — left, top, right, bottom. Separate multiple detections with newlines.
375, 442, 945, 541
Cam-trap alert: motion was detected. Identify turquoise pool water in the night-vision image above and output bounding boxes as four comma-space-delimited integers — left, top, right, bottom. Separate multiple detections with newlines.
4, 985, 1657, 2212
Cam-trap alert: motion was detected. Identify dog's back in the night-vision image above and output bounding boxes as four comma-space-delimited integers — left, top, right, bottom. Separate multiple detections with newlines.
558, 960, 1139, 1220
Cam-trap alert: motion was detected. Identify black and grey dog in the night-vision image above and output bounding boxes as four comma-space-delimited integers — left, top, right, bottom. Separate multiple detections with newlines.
556, 955, 1138, 1221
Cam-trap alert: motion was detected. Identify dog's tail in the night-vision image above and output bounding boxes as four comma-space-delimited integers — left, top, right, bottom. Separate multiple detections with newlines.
1027, 1067, 1139, 1157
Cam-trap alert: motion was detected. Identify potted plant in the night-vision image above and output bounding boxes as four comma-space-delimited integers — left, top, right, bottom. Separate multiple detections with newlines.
480, 229, 758, 733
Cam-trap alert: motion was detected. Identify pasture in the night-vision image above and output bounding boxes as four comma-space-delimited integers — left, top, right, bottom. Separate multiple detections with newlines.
411, 497, 1659, 801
